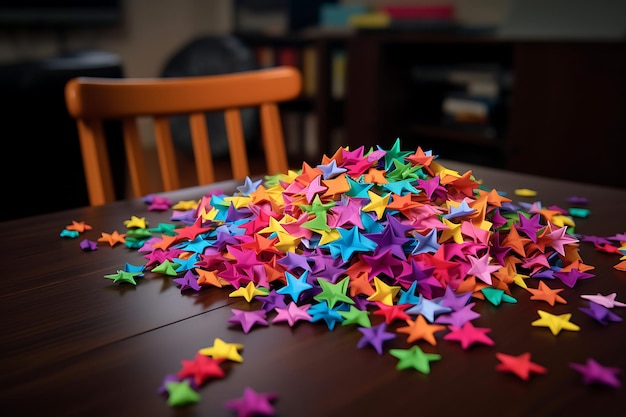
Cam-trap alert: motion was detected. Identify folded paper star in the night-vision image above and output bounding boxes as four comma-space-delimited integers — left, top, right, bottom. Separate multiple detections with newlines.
580, 292, 626, 308
443, 321, 495, 350
389, 345, 441, 374
356, 322, 396, 355
569, 358, 622, 388
496, 352, 547, 381
198, 338, 244, 363
579, 301, 623, 326
228, 309, 269, 334
165, 380, 201, 407
526, 281, 566, 306
531, 310, 580, 336
224, 386, 279, 417
272, 302, 312, 326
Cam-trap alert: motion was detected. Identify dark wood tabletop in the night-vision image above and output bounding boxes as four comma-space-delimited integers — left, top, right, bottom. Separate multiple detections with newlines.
1, 160, 625, 417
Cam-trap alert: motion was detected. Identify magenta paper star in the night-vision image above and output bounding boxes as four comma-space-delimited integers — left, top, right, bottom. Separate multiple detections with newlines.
544, 226, 578, 255
356, 322, 396, 355
228, 309, 269, 333
224, 386, 279, 417
553, 268, 594, 288
570, 358, 622, 388
443, 321, 495, 350
273, 302, 312, 326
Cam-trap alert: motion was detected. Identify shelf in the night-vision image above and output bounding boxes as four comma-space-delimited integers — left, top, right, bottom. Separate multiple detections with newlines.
405, 123, 504, 148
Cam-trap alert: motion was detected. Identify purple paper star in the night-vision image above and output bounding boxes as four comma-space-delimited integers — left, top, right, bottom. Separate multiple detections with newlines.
80, 239, 98, 251
228, 309, 269, 334
224, 386, 279, 417
172, 270, 201, 292
435, 302, 481, 327
570, 358, 622, 388
580, 292, 626, 308
356, 322, 396, 355
579, 301, 623, 326
553, 268, 594, 288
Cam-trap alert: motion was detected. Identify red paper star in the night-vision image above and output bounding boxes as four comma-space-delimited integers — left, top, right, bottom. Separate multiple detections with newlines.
443, 321, 495, 349
496, 352, 547, 381
177, 353, 225, 386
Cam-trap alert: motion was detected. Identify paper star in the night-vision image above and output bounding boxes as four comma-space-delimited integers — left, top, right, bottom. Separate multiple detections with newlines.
396, 314, 446, 345
276, 270, 313, 303
65, 220, 93, 233
165, 380, 201, 407
97, 230, 126, 247
553, 268, 594, 288
579, 301, 623, 326
308, 301, 344, 330
339, 305, 372, 328
580, 292, 626, 308
273, 302, 312, 326
177, 353, 225, 386
406, 296, 452, 323
435, 302, 481, 327
229, 281, 268, 302
172, 270, 201, 291
443, 321, 495, 349
526, 281, 566, 306
224, 386, 279, 417
531, 310, 580, 335
366, 276, 401, 306
228, 309, 269, 334
356, 322, 396, 355
80, 239, 98, 251
569, 358, 622, 388
466, 253, 501, 285
313, 277, 354, 309
389, 345, 442, 374
198, 338, 244, 363
495, 352, 547, 381
104, 270, 141, 285
236, 176, 263, 195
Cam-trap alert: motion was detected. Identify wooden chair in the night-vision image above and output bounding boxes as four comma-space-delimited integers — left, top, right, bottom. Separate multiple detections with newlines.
64, 66, 302, 206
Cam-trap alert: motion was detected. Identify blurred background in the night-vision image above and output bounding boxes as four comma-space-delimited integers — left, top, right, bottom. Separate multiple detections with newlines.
0, 0, 624, 220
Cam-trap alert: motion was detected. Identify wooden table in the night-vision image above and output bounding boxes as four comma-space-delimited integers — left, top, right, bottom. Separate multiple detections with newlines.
2, 161, 625, 417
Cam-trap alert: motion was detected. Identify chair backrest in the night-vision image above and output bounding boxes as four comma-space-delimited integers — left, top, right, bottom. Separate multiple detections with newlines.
65, 65, 302, 206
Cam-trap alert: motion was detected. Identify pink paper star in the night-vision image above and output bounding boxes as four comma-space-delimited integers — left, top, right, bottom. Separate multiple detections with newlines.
466, 253, 501, 285
443, 321, 495, 350
272, 302, 312, 326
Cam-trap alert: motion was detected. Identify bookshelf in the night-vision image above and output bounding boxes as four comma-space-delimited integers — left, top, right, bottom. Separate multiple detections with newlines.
236, 31, 349, 166
344, 33, 626, 187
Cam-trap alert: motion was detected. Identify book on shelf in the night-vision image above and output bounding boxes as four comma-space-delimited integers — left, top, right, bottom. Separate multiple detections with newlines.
331, 49, 346, 99
302, 46, 317, 97
441, 91, 498, 126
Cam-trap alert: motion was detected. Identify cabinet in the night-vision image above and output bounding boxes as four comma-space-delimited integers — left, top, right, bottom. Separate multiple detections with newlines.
345, 33, 626, 188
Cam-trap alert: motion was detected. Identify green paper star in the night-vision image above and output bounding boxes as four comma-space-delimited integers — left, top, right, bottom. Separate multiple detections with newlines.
152, 259, 182, 276
481, 287, 517, 306
381, 138, 412, 171
386, 159, 422, 181
389, 345, 441, 374
104, 270, 142, 285
300, 194, 335, 215
302, 212, 331, 232
314, 277, 354, 310
339, 305, 371, 327
165, 380, 201, 407
149, 222, 179, 236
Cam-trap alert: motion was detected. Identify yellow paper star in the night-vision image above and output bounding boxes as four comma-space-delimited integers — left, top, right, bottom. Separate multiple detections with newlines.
228, 281, 268, 302
172, 199, 199, 211
317, 228, 341, 246
439, 217, 463, 244
273, 231, 301, 253
123, 215, 148, 229
258, 216, 286, 235
198, 338, 244, 363
367, 276, 401, 306
224, 195, 252, 209
531, 309, 580, 335
362, 190, 390, 220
